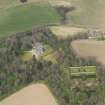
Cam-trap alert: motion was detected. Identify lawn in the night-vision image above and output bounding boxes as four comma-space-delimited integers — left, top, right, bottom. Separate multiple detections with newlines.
42, 44, 58, 64
22, 51, 33, 61
0, 3, 61, 37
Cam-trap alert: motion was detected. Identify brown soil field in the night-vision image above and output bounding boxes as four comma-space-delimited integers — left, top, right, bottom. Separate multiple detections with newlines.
0, 84, 58, 105
71, 39, 105, 65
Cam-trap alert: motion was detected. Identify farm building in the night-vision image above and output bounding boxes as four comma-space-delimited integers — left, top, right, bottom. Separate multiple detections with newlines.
32, 42, 45, 59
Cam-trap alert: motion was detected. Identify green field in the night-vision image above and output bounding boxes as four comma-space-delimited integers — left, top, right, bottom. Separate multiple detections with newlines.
67, 0, 105, 28
0, 0, 19, 9
0, 0, 46, 9
0, 3, 61, 37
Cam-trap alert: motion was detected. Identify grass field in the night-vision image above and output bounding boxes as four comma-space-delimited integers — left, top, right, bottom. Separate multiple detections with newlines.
67, 0, 105, 28
0, 3, 61, 37
0, 0, 19, 9
1, 0, 105, 37
0, 0, 71, 8
50, 26, 87, 39
0, 0, 47, 9
71, 39, 105, 65
0, 84, 58, 105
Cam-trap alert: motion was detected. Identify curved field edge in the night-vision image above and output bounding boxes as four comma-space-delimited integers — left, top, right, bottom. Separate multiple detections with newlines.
0, 3, 61, 37
0, 83, 58, 105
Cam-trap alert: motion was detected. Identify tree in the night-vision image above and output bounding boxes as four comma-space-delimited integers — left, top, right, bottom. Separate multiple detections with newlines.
20, 0, 27, 3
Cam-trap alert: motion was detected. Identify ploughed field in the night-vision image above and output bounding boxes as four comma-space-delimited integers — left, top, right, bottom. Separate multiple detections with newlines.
71, 39, 105, 65
0, 84, 58, 105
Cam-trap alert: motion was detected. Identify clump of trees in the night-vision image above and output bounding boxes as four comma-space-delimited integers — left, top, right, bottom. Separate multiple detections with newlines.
55, 6, 75, 23
0, 27, 104, 105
